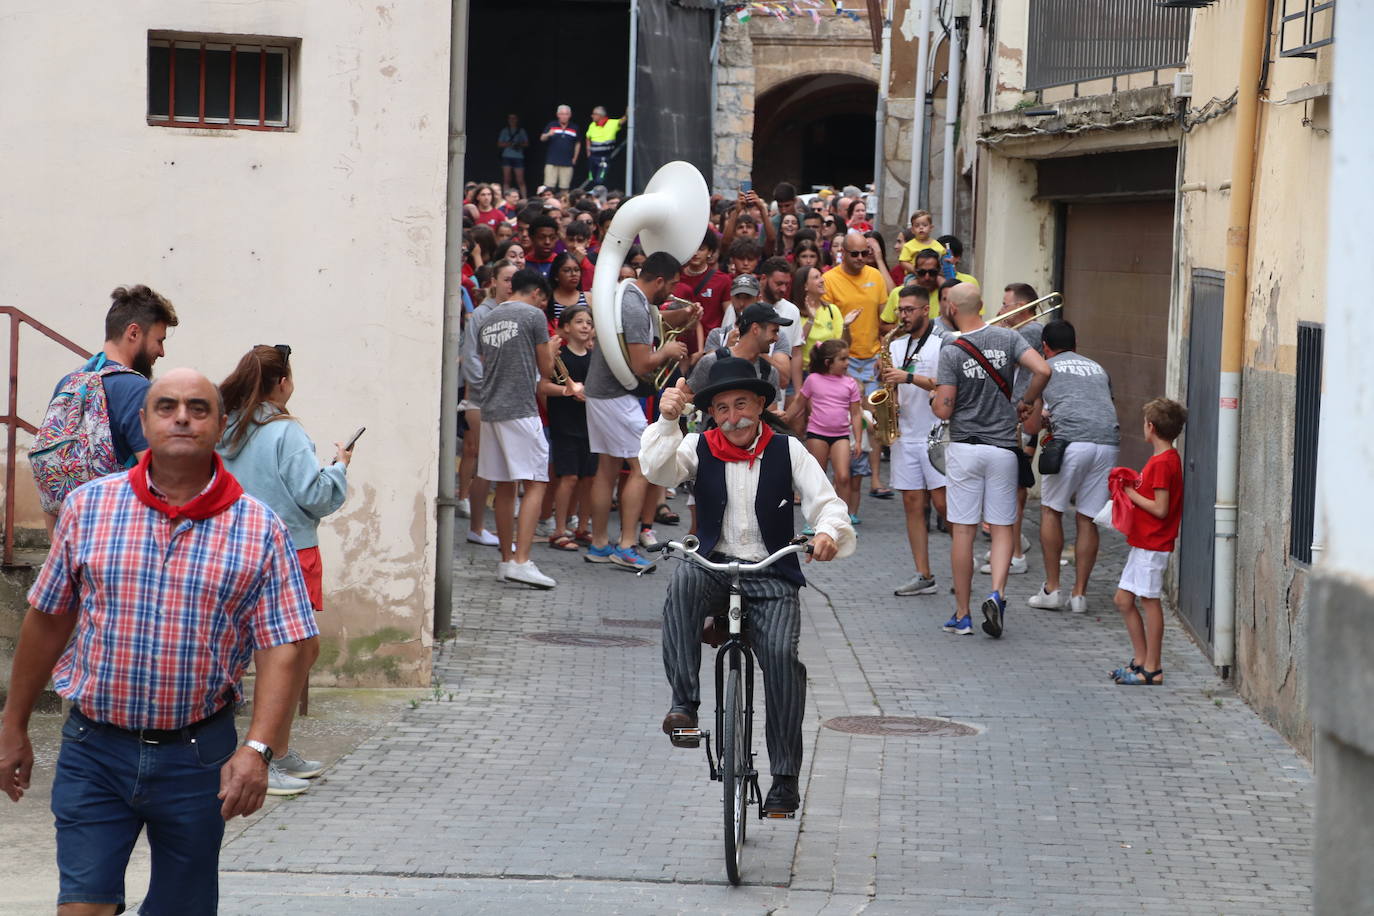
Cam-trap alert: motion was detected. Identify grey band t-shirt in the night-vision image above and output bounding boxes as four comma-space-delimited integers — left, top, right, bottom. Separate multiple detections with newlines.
475, 301, 550, 422
936, 324, 1029, 448
1012, 320, 1044, 403
1043, 352, 1119, 446
585, 281, 654, 400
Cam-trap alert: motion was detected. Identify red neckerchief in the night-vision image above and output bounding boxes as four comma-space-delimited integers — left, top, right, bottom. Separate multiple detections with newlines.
128, 451, 244, 521
704, 422, 775, 468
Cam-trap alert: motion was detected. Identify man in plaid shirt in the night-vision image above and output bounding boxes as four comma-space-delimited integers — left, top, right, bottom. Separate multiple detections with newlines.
0, 368, 319, 916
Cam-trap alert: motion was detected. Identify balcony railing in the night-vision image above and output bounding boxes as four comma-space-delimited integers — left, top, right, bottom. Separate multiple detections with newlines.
1026, 0, 1191, 91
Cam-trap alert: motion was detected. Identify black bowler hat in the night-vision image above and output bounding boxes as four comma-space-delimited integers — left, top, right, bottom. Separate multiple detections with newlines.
692, 356, 777, 409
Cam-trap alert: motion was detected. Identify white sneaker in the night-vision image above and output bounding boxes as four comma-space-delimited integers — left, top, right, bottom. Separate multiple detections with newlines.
466, 528, 499, 547
496, 561, 509, 581
568, 514, 580, 531
535, 516, 556, 538
504, 560, 556, 589
979, 555, 1028, 575
276, 747, 326, 779
456, 497, 470, 519
1027, 587, 1063, 610
267, 763, 310, 796
665, 488, 677, 499
639, 528, 660, 549
1067, 594, 1088, 614
1020, 534, 1031, 553
894, 574, 938, 596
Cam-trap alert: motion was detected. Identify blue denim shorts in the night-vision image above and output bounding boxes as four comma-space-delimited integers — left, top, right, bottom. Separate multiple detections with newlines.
847, 355, 879, 397
52, 707, 237, 915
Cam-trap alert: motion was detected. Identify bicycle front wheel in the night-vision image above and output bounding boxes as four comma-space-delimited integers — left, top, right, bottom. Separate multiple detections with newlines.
722, 656, 747, 885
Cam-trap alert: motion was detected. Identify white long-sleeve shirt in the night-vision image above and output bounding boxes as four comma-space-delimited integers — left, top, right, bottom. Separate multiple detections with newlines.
639, 417, 857, 562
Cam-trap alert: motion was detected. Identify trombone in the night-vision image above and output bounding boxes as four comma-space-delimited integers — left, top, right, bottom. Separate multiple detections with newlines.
652, 295, 700, 389
996, 292, 1064, 330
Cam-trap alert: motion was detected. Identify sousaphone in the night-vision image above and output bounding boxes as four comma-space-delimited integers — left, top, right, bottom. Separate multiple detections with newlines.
591, 161, 710, 393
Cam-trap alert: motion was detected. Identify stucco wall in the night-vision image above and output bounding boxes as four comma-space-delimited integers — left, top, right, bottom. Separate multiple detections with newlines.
0, 0, 451, 687
1175, 3, 1332, 755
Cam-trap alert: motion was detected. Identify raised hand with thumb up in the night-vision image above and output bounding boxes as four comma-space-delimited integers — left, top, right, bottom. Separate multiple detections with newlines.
659, 377, 692, 422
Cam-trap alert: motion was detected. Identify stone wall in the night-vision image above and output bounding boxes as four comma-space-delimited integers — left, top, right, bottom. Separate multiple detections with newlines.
712, 16, 755, 198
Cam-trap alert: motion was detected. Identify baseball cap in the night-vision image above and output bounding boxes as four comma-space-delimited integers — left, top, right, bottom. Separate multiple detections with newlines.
731, 274, 760, 297
737, 301, 794, 328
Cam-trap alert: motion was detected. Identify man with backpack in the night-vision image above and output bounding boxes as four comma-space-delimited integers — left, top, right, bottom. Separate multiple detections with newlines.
31, 285, 178, 527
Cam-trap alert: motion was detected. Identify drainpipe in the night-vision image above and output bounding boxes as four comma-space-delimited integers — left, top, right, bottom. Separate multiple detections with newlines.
626, 0, 640, 192
907, 0, 932, 219
436, 0, 470, 639
940, 15, 962, 233
1213, 0, 1267, 673
873, 0, 893, 225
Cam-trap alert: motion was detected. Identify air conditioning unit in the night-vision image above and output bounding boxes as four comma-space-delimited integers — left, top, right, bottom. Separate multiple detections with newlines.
1173, 72, 1194, 99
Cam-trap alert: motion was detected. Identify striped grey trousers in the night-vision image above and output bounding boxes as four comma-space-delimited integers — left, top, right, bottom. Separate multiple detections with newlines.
661, 560, 806, 776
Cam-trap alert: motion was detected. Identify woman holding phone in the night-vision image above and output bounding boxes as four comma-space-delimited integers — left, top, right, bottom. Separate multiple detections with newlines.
218, 344, 351, 797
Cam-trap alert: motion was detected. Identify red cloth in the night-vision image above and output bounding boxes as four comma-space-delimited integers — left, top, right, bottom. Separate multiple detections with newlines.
296, 546, 324, 611
703, 423, 774, 468
578, 256, 595, 293
1127, 448, 1184, 552
673, 268, 733, 333
1107, 467, 1139, 539
474, 208, 506, 229
129, 451, 243, 521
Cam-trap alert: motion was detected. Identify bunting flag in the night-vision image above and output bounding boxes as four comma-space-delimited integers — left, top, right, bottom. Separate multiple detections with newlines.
731, 0, 861, 22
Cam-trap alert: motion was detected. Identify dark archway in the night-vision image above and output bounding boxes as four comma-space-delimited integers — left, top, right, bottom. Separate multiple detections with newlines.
752, 73, 877, 195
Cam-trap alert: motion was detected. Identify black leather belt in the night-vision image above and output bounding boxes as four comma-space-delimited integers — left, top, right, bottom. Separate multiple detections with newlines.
71, 702, 233, 745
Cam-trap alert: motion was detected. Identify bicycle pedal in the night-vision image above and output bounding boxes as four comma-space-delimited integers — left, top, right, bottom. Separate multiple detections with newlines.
762, 810, 796, 820
671, 727, 705, 748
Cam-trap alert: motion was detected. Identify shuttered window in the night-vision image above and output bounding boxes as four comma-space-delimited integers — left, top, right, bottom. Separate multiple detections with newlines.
1289, 322, 1323, 563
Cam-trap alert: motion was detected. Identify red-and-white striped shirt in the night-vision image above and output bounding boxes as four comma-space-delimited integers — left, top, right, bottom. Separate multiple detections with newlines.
28, 471, 318, 730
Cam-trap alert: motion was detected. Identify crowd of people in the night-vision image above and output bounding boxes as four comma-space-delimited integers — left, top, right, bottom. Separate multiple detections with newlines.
0, 168, 1190, 908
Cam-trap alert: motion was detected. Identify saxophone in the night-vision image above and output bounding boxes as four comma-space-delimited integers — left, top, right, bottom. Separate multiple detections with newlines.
866, 325, 903, 446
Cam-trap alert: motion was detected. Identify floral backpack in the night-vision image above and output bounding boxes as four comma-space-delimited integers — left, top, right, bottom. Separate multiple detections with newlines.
30, 354, 141, 514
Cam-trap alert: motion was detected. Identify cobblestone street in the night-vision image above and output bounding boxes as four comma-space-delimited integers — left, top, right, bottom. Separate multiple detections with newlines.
209, 491, 1314, 913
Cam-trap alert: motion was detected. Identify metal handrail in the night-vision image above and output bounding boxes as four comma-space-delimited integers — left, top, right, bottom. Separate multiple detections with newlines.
1, 306, 92, 566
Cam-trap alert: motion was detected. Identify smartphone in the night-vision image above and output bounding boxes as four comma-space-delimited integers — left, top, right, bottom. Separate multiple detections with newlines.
741, 180, 752, 194
344, 427, 366, 452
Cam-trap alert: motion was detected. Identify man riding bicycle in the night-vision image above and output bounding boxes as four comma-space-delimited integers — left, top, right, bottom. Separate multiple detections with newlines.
640, 357, 855, 814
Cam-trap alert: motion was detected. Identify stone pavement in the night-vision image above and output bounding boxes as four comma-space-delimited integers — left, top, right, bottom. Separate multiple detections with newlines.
122, 488, 1317, 912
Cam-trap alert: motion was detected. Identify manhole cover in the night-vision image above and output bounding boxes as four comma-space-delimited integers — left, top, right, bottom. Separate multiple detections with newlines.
822, 716, 979, 737
602, 618, 661, 629
524, 632, 652, 648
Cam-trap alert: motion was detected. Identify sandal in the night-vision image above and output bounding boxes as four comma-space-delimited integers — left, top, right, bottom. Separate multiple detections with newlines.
654, 503, 680, 525
869, 487, 895, 499
549, 533, 579, 551
572, 528, 593, 546
1116, 667, 1164, 686
1109, 660, 1142, 681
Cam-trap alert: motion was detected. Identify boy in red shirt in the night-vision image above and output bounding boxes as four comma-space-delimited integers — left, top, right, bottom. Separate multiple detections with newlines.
1112, 398, 1188, 686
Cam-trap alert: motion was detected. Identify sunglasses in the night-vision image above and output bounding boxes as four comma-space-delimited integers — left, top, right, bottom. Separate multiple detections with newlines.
843, 249, 865, 257
259, 344, 292, 362
914, 268, 940, 277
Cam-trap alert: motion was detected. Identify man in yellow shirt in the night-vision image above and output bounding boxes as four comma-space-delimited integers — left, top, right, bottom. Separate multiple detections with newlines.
585, 106, 626, 187
880, 249, 981, 322
823, 233, 889, 396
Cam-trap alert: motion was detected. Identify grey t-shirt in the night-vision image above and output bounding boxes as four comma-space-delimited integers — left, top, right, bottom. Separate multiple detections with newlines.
1012, 321, 1044, 402
462, 300, 497, 395
1043, 352, 1119, 446
476, 301, 549, 422
687, 347, 780, 397
585, 281, 654, 400
936, 324, 1029, 448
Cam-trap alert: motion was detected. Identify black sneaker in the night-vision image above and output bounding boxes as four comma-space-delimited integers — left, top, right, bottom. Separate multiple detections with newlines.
981, 591, 1006, 639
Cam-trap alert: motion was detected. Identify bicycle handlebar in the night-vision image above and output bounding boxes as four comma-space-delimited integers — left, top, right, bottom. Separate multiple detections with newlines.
647, 535, 812, 574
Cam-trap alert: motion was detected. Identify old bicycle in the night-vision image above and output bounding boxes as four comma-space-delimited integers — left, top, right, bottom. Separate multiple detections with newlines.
643, 534, 812, 886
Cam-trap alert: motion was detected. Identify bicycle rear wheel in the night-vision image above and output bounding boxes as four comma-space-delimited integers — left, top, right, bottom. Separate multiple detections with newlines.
722, 655, 747, 885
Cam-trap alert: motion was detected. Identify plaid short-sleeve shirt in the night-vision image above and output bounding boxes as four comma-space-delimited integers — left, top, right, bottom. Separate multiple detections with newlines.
28, 471, 319, 730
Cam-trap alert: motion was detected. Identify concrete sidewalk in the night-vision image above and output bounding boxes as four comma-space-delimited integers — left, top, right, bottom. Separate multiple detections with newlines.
4, 490, 1313, 913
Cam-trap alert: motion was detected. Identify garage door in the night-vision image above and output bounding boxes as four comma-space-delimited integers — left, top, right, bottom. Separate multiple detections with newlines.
1062, 199, 1174, 469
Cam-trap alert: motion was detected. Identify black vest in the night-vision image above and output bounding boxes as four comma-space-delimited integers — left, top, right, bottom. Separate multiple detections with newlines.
693, 432, 802, 587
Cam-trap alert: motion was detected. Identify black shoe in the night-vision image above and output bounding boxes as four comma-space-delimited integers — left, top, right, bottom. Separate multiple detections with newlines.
762, 776, 800, 814
981, 591, 1006, 639
662, 708, 698, 747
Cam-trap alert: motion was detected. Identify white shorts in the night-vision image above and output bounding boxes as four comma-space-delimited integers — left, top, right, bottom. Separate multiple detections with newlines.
889, 433, 946, 492
1118, 546, 1170, 599
586, 395, 647, 459
477, 415, 549, 483
945, 442, 1018, 526
1041, 441, 1118, 518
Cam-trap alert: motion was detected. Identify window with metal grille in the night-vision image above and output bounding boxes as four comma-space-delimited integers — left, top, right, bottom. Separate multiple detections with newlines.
1289, 322, 1323, 563
1280, 0, 1334, 58
147, 34, 293, 129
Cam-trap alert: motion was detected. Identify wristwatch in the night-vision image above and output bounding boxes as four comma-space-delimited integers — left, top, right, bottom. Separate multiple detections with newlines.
906, 371, 915, 385
243, 739, 274, 764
